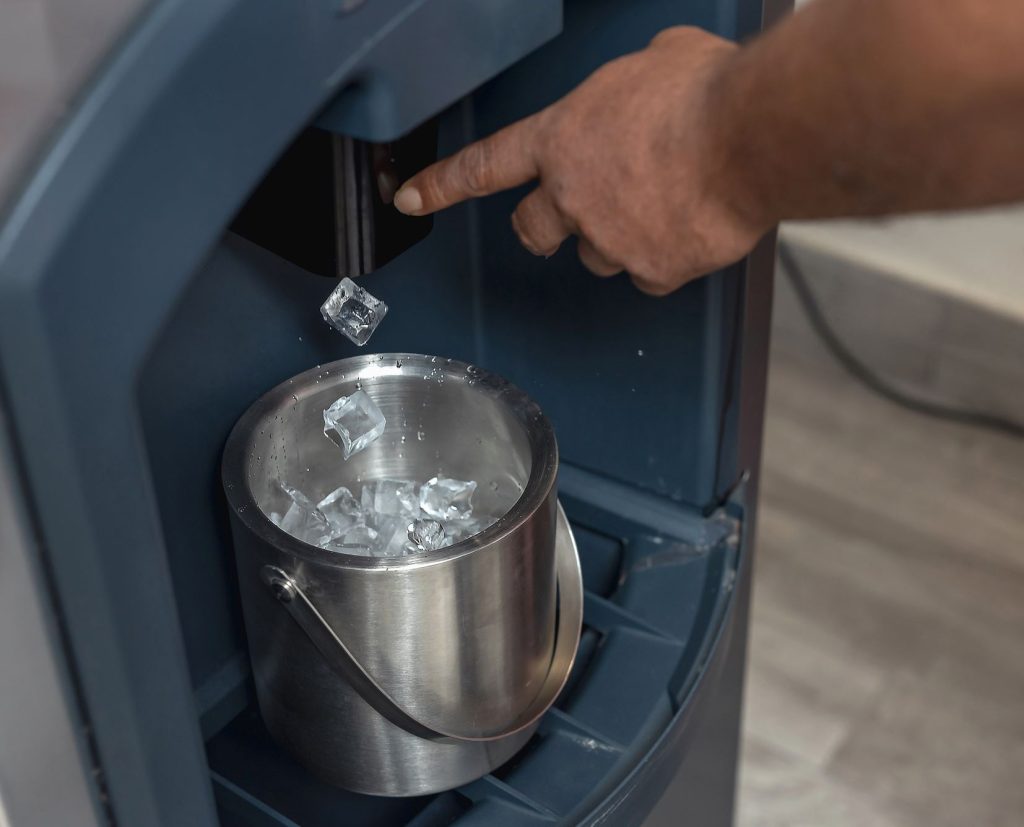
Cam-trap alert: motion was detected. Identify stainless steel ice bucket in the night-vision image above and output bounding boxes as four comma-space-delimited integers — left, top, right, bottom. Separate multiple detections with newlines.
222, 354, 582, 796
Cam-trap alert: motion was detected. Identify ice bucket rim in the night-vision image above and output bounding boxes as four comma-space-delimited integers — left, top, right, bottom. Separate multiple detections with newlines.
221, 352, 558, 570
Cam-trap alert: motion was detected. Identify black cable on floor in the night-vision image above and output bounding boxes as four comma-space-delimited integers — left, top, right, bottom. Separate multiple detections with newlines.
776, 240, 1024, 440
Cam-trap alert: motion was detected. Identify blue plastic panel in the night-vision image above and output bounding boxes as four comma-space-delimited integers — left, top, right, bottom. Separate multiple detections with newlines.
462, 0, 745, 508
612, 539, 711, 640
316, 0, 561, 142
490, 727, 621, 815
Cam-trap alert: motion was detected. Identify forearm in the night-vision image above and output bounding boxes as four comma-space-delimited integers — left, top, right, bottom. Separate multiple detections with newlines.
713, 0, 1024, 227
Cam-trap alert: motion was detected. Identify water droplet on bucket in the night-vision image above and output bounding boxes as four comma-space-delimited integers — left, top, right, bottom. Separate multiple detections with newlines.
638, 349, 644, 356
416, 430, 425, 441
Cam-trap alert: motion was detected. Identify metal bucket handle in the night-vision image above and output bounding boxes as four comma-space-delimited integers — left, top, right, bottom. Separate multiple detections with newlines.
260, 504, 583, 744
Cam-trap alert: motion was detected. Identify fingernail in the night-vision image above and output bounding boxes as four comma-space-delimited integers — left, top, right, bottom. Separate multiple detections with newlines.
394, 186, 423, 215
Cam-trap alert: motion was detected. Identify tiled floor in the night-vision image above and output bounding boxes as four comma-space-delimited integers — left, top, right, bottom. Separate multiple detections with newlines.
737, 303, 1024, 826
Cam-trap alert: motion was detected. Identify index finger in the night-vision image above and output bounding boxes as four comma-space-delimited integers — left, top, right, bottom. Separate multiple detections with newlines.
393, 113, 543, 216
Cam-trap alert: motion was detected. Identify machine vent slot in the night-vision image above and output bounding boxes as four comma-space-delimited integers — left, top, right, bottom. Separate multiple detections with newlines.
405, 792, 475, 827
572, 526, 624, 597
489, 733, 547, 782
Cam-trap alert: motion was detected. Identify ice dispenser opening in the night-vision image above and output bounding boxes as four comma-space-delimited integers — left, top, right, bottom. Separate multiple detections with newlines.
230, 119, 439, 280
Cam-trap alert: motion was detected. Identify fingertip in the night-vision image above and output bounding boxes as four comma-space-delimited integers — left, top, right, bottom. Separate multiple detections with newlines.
394, 185, 424, 215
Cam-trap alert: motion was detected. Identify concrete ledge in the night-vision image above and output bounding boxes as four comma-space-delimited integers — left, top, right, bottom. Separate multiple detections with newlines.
782, 207, 1024, 323
773, 235, 1024, 427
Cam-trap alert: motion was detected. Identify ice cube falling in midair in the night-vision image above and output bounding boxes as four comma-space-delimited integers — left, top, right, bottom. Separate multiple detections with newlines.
320, 277, 388, 346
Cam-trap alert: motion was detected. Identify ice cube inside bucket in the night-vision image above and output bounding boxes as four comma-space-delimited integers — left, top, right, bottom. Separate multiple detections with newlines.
246, 356, 540, 547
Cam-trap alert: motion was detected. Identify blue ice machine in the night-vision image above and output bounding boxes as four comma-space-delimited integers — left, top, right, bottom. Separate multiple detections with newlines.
0, 1, 781, 824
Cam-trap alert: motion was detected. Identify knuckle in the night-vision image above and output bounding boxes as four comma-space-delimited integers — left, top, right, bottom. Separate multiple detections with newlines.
650, 25, 699, 46
457, 142, 493, 196
649, 29, 673, 46
418, 176, 445, 211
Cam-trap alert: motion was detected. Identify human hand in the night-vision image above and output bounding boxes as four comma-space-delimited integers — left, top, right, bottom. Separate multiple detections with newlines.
393, 27, 771, 295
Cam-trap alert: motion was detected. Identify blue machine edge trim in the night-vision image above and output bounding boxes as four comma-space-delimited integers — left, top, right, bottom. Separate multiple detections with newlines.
0, 3, 562, 825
